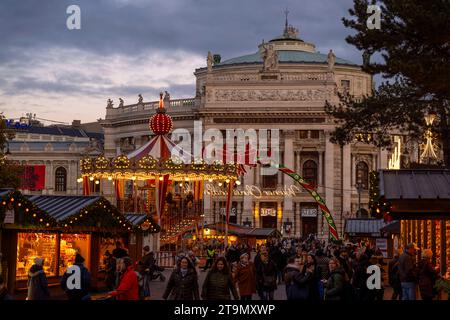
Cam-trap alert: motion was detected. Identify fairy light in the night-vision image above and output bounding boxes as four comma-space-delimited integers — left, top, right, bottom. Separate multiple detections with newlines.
89, 176, 95, 181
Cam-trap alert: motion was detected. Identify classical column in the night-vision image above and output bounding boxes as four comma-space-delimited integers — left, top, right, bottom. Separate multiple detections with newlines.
243, 170, 254, 226
318, 150, 324, 189
342, 145, 351, 237
283, 131, 295, 234
379, 147, 388, 169
254, 201, 260, 228
324, 131, 335, 240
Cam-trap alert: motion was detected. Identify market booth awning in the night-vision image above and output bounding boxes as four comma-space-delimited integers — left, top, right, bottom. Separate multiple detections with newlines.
379, 169, 450, 219
203, 222, 282, 238
344, 218, 386, 237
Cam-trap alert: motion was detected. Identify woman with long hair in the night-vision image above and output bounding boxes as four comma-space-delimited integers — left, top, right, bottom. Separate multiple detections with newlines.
202, 257, 239, 300
234, 253, 256, 300
163, 257, 200, 300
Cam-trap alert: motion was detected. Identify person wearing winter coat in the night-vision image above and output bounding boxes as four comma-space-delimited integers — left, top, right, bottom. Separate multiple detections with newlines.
388, 252, 402, 300
233, 253, 256, 300
351, 252, 370, 301
417, 249, 439, 301
301, 253, 321, 301
27, 257, 50, 300
60, 254, 91, 300
255, 252, 277, 300
163, 257, 200, 300
324, 258, 345, 301
109, 257, 139, 300
398, 243, 418, 300
283, 257, 309, 300
315, 249, 330, 280
202, 257, 239, 300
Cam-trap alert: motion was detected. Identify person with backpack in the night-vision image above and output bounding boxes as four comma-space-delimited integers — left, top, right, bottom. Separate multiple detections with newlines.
60, 254, 91, 300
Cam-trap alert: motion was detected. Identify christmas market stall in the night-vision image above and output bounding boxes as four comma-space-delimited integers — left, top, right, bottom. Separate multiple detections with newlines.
0, 190, 134, 292
344, 218, 389, 257
373, 169, 450, 279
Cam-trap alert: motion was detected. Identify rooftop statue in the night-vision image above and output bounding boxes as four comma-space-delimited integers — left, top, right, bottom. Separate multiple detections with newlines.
207, 51, 214, 72
327, 49, 336, 71
118, 98, 124, 108
164, 91, 170, 101
138, 94, 143, 105
362, 50, 371, 68
261, 42, 279, 72
106, 98, 114, 109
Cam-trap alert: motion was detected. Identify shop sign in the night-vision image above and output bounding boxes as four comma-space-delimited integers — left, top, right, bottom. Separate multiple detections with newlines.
260, 208, 277, 217
205, 184, 301, 199
4, 209, 14, 224
301, 208, 318, 217
375, 238, 388, 257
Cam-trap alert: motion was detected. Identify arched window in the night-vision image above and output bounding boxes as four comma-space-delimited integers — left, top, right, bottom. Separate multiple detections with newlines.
55, 167, 67, 192
356, 161, 369, 190
302, 160, 318, 187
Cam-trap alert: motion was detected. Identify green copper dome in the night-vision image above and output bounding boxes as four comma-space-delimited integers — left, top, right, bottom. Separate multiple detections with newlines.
217, 50, 357, 66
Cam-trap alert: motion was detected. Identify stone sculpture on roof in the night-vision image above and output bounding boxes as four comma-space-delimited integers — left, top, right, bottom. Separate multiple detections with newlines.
261, 42, 279, 72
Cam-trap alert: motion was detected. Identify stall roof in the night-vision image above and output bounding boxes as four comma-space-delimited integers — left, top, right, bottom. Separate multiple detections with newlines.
27, 195, 100, 221
0, 189, 13, 198
345, 219, 386, 236
124, 213, 147, 226
203, 222, 281, 238
380, 170, 450, 200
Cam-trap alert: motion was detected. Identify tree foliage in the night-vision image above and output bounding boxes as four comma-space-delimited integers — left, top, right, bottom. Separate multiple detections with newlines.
0, 115, 24, 188
326, 0, 450, 166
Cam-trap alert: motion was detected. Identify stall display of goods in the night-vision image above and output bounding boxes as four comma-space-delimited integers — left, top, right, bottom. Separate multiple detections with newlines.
59, 234, 91, 273
16, 233, 57, 279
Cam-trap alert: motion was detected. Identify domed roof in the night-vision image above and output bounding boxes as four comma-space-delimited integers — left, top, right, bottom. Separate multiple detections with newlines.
215, 20, 358, 68
217, 50, 356, 67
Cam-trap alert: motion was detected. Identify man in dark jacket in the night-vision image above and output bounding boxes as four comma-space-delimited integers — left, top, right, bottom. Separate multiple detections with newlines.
398, 243, 418, 300
60, 254, 91, 300
388, 251, 402, 300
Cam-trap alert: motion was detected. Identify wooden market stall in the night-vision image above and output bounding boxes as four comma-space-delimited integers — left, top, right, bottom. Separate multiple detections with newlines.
377, 169, 450, 279
0, 190, 137, 293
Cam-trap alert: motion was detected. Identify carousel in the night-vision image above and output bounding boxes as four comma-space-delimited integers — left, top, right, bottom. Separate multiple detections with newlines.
80, 93, 238, 249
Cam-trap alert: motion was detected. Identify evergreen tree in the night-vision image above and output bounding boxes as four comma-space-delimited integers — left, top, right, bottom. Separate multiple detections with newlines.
326, 0, 450, 167
0, 115, 23, 188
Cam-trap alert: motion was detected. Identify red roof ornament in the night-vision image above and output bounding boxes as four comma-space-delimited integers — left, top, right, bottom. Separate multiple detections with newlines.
149, 92, 173, 135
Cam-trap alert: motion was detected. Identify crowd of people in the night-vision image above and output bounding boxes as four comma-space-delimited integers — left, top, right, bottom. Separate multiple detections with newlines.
0, 237, 446, 301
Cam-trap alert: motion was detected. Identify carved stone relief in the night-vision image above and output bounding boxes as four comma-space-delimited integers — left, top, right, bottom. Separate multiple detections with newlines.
214, 88, 334, 101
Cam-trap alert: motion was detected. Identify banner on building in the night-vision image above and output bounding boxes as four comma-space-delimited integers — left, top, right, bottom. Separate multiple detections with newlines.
21, 165, 45, 190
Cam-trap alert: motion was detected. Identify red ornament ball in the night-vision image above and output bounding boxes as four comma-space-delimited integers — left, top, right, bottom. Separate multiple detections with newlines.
149, 111, 173, 135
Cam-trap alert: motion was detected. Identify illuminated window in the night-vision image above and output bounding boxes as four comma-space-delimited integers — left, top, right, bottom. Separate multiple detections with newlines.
55, 167, 67, 192
303, 160, 318, 187
356, 161, 369, 190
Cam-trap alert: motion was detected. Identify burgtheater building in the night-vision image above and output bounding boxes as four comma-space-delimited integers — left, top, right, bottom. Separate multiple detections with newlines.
101, 23, 388, 240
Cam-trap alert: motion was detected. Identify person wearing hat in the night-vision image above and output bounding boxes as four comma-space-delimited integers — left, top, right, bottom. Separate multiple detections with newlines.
418, 249, 439, 301
27, 257, 50, 300
60, 253, 91, 300
398, 243, 419, 300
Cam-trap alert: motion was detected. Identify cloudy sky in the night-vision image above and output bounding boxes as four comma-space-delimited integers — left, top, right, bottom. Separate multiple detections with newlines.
0, 0, 367, 124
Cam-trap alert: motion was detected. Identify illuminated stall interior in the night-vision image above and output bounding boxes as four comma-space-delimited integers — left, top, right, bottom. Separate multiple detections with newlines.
377, 170, 450, 279
0, 190, 135, 292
